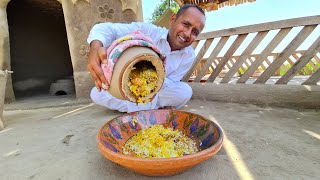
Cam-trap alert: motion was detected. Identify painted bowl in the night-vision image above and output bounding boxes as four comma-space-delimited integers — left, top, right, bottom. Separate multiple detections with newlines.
96, 109, 224, 176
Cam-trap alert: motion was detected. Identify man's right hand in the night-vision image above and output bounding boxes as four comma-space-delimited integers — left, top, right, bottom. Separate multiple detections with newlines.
87, 40, 109, 92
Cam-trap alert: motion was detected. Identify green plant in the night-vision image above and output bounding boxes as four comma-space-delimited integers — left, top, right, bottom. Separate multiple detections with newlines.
148, 0, 179, 23
279, 64, 291, 76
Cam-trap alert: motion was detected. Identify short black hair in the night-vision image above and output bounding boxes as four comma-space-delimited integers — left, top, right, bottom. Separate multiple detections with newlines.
175, 4, 205, 20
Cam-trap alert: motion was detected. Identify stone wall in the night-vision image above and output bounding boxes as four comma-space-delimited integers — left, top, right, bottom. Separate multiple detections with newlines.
190, 83, 320, 109
60, 0, 142, 98
0, 70, 7, 130
0, 0, 143, 101
0, 0, 15, 102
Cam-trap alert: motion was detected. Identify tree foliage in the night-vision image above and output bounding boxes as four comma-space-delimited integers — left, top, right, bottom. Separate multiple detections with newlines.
148, 0, 179, 23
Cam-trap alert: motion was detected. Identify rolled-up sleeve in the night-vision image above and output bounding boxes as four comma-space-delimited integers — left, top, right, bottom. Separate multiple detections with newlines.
87, 22, 117, 47
87, 22, 165, 47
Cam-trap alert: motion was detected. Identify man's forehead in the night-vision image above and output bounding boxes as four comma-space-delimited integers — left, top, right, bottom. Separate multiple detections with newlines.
181, 7, 205, 17
179, 8, 205, 28
179, 8, 205, 22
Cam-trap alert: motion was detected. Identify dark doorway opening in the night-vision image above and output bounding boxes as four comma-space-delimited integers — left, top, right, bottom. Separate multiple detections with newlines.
7, 0, 74, 99
55, 91, 67, 96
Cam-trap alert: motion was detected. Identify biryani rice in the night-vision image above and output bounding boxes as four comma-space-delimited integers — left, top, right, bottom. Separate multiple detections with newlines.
122, 125, 199, 158
128, 65, 158, 103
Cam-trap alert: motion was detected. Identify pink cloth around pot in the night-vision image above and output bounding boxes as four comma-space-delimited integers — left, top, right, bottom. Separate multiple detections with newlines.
101, 31, 165, 84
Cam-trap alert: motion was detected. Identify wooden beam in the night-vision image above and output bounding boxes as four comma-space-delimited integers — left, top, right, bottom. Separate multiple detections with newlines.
174, 0, 183, 6
207, 34, 248, 82
288, 56, 303, 75
197, 16, 320, 40
308, 59, 319, 71
237, 28, 291, 83
191, 40, 200, 49
302, 68, 320, 85
290, 54, 302, 74
194, 36, 229, 82
221, 31, 267, 83
182, 38, 214, 81
254, 25, 316, 84
314, 55, 320, 64
276, 35, 320, 84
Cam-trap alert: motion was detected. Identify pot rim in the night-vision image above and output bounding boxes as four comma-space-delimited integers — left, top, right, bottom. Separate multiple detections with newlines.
96, 109, 224, 163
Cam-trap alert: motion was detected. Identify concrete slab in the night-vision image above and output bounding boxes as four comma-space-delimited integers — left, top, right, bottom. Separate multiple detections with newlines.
1, 99, 319, 179
3, 95, 91, 111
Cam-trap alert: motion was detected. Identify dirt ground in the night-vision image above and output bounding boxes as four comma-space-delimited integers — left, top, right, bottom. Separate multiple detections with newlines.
1, 97, 319, 180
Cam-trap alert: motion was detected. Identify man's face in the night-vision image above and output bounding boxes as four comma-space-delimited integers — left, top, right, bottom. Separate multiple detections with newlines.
168, 7, 205, 51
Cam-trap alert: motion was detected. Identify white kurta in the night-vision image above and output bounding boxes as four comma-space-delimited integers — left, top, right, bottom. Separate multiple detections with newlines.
87, 22, 195, 112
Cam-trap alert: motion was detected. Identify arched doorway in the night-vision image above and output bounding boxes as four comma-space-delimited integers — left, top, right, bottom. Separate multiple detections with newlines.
7, 0, 74, 99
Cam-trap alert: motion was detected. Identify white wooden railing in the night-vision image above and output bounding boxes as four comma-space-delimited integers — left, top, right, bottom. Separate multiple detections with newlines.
184, 16, 320, 86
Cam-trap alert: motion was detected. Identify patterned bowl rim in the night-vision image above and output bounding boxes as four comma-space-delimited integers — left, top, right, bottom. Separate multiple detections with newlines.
96, 109, 224, 162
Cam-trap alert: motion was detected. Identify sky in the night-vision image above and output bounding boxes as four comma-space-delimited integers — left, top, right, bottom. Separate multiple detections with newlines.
141, 0, 320, 54
141, 0, 320, 32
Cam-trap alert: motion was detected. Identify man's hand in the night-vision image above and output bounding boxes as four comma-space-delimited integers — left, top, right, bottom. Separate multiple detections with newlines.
87, 40, 109, 92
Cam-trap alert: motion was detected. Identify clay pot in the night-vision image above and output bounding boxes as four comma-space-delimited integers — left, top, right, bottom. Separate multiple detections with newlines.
0, 70, 8, 130
96, 109, 224, 176
108, 46, 165, 103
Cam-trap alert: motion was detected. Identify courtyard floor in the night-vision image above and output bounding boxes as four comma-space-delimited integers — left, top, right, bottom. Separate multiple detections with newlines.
1, 96, 319, 179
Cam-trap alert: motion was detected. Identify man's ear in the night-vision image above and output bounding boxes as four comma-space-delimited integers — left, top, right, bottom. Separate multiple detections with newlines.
169, 14, 177, 26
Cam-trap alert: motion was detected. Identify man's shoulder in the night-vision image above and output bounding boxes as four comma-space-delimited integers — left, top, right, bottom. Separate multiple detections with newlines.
184, 46, 196, 56
131, 22, 167, 31
131, 22, 168, 39
174, 46, 195, 58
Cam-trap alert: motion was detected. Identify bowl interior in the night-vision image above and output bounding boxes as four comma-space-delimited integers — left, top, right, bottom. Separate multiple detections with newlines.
98, 109, 222, 155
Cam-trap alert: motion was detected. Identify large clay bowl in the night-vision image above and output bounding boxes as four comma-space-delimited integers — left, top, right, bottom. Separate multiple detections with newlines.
96, 109, 224, 176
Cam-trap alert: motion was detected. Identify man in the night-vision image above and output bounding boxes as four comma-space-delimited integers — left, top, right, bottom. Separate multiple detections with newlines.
87, 4, 206, 113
